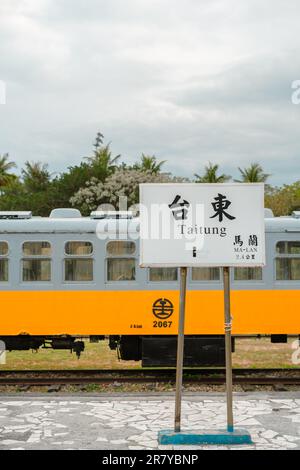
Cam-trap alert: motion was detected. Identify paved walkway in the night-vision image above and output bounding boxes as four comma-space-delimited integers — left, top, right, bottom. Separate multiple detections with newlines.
0, 393, 300, 450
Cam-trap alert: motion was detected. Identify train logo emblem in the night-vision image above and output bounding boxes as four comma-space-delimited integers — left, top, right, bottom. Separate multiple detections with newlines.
152, 298, 174, 319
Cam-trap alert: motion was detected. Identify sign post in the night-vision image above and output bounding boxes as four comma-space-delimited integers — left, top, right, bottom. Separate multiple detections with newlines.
175, 266, 187, 432
139, 183, 265, 445
223, 266, 233, 432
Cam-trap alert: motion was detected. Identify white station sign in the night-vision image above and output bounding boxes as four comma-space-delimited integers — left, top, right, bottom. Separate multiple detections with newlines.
139, 183, 265, 267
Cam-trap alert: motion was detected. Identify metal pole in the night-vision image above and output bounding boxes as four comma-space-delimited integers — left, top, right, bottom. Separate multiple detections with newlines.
174, 266, 187, 432
222, 266, 234, 432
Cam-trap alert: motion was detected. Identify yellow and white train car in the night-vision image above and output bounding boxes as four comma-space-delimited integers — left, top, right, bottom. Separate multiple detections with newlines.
0, 208, 299, 366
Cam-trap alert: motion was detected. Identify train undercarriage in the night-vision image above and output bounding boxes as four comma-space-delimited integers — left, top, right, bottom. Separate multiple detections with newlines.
0, 334, 293, 366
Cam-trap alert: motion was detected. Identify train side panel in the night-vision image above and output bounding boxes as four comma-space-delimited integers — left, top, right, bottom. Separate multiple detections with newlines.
0, 289, 299, 335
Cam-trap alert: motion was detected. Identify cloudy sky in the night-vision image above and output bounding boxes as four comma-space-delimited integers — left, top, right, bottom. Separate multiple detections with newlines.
0, 0, 300, 185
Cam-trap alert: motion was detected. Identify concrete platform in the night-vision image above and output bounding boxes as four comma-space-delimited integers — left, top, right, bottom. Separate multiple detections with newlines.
0, 392, 300, 450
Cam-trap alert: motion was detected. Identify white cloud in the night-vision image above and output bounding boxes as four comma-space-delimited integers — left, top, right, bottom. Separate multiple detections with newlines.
0, 0, 299, 185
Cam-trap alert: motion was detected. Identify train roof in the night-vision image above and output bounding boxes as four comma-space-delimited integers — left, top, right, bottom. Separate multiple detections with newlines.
0, 216, 139, 234
0, 209, 299, 234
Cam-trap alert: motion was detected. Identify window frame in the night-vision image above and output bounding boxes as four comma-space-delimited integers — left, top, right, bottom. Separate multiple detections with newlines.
0, 240, 9, 283
21, 240, 52, 283
0, 258, 9, 283
106, 240, 136, 256
233, 266, 263, 282
148, 267, 178, 283
0, 241, 9, 257
64, 240, 94, 257
274, 240, 300, 282
276, 240, 300, 255
190, 267, 222, 283
63, 257, 94, 283
22, 258, 52, 283
63, 239, 94, 283
106, 257, 136, 283
22, 240, 52, 257
105, 240, 137, 284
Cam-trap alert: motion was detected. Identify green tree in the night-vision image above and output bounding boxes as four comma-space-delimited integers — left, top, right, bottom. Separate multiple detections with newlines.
264, 181, 300, 216
194, 162, 231, 183
235, 163, 269, 183
46, 163, 99, 211
135, 154, 166, 174
0, 161, 106, 216
84, 132, 120, 181
0, 153, 17, 187
22, 161, 51, 192
0, 179, 51, 215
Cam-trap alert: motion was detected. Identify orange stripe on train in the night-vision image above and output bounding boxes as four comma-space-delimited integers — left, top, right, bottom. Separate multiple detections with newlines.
0, 290, 299, 336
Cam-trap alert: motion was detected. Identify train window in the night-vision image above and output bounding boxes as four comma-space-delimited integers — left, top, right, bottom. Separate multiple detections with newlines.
22, 259, 51, 282
65, 259, 93, 282
106, 241, 135, 255
107, 258, 135, 281
0, 242, 8, 256
276, 258, 300, 280
276, 241, 300, 254
23, 241, 51, 256
234, 267, 262, 281
149, 268, 178, 282
65, 241, 93, 255
191, 267, 220, 281
0, 259, 8, 282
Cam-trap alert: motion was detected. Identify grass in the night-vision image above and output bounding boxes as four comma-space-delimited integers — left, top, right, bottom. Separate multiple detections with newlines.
0, 337, 298, 370
233, 337, 299, 369
0, 341, 139, 370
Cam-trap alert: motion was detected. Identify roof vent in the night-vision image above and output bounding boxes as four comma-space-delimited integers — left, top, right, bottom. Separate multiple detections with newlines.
264, 208, 274, 218
90, 210, 133, 219
0, 211, 32, 219
49, 208, 82, 218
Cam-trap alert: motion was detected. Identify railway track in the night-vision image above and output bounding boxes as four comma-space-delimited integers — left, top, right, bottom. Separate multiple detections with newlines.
0, 368, 300, 386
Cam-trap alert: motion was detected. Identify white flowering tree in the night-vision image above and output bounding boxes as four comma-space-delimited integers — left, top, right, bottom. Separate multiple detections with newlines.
70, 168, 187, 214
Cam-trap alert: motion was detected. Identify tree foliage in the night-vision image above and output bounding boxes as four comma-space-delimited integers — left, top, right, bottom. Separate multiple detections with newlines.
22, 161, 51, 192
84, 133, 120, 181
70, 168, 186, 214
0, 153, 17, 187
235, 163, 270, 183
0, 133, 122, 215
264, 182, 300, 216
194, 162, 231, 183
0, 135, 297, 218
134, 154, 166, 174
